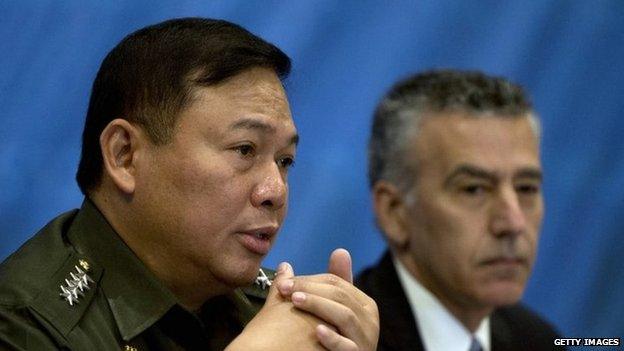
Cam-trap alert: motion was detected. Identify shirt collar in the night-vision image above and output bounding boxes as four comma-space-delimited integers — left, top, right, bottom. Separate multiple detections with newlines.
393, 256, 491, 351
67, 199, 178, 341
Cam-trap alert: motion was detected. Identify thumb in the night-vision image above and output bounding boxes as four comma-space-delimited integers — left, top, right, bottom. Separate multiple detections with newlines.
265, 262, 294, 306
328, 248, 353, 283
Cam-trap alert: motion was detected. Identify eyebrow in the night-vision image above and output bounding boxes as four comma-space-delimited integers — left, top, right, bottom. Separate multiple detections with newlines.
514, 168, 543, 181
444, 165, 496, 186
444, 164, 543, 186
229, 118, 299, 145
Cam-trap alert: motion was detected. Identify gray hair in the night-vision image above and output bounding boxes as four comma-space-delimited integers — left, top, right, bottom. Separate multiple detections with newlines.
368, 69, 539, 191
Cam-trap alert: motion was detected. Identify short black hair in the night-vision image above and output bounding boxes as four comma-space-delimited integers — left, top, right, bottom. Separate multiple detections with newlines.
369, 69, 534, 189
76, 17, 291, 194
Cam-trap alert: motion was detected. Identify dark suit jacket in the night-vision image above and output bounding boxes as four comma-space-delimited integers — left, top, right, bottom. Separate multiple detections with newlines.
356, 251, 565, 351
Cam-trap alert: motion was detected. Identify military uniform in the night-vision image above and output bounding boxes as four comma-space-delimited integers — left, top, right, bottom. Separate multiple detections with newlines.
0, 200, 274, 350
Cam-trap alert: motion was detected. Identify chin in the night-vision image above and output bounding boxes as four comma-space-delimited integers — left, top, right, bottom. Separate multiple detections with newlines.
220, 257, 263, 288
480, 282, 526, 307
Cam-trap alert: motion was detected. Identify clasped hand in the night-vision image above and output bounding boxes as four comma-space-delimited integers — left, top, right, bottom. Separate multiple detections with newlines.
227, 249, 379, 351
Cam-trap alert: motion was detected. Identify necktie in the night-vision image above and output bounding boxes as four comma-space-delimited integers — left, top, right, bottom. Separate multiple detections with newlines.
469, 338, 483, 351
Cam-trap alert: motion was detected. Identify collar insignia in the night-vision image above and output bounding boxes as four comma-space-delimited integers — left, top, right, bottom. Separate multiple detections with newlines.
78, 259, 90, 271
59, 261, 95, 306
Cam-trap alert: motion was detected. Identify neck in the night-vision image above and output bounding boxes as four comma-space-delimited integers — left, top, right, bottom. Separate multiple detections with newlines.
395, 252, 492, 333
90, 189, 229, 310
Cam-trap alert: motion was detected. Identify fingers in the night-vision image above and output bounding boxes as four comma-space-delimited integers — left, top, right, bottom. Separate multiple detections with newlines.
291, 291, 365, 343
278, 261, 295, 279
328, 248, 353, 283
317, 324, 358, 351
266, 262, 294, 305
274, 257, 379, 351
278, 273, 370, 303
279, 280, 366, 316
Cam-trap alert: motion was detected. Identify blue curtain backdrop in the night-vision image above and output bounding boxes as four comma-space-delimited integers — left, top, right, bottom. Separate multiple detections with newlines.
1, 0, 623, 342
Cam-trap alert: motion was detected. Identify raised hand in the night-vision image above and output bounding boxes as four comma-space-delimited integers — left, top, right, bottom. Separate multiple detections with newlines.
226, 262, 327, 351
277, 249, 380, 351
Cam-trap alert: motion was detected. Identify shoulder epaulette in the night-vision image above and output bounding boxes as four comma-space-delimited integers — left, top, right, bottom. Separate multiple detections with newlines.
30, 254, 102, 337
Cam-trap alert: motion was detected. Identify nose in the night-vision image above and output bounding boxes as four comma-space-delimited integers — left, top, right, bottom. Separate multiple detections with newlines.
489, 186, 527, 237
251, 163, 287, 211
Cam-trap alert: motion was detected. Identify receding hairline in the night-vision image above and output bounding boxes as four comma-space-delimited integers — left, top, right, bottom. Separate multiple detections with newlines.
385, 109, 540, 191
403, 107, 541, 142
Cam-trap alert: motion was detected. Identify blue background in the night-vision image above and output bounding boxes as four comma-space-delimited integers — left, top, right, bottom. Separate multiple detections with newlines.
1, 0, 623, 343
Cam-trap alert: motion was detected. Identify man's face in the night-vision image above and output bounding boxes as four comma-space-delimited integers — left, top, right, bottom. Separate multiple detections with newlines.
134, 67, 297, 290
401, 112, 543, 311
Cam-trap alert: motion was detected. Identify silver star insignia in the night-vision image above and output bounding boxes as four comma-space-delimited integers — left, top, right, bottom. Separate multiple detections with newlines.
255, 268, 272, 290
68, 274, 87, 293
59, 264, 96, 306
64, 278, 83, 297
60, 285, 79, 306
74, 266, 95, 286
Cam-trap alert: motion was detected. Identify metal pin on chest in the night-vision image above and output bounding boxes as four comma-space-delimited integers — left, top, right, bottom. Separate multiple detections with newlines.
254, 268, 272, 290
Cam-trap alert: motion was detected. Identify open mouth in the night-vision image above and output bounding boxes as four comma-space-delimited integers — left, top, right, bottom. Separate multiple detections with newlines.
254, 232, 270, 240
236, 226, 278, 255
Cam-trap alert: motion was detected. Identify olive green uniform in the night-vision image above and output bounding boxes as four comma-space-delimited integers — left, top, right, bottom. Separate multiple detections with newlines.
0, 200, 273, 350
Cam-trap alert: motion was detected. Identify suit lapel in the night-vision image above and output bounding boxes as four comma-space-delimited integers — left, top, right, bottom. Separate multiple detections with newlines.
490, 309, 513, 351
361, 252, 425, 351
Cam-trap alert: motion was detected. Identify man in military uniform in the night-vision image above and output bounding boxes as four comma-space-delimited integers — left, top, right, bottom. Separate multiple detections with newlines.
0, 18, 379, 350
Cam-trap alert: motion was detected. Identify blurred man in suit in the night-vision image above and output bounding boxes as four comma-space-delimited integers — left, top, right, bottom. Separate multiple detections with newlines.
356, 70, 562, 351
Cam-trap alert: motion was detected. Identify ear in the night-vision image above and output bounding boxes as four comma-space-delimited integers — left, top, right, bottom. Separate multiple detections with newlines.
372, 180, 411, 250
99, 119, 143, 195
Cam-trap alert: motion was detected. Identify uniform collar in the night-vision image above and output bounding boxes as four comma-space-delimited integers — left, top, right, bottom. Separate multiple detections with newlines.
67, 199, 178, 341
393, 256, 491, 351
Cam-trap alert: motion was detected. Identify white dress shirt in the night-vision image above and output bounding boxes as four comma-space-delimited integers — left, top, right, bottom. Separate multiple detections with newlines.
393, 257, 491, 351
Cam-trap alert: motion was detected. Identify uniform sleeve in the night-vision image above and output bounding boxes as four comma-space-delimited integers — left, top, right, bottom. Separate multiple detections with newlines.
0, 306, 62, 350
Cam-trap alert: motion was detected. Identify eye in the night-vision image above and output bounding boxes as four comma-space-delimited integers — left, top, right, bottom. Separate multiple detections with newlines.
277, 156, 295, 169
234, 144, 255, 157
461, 184, 487, 195
516, 183, 540, 195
